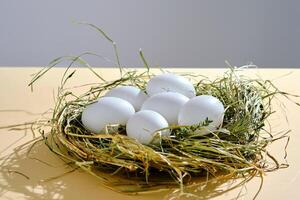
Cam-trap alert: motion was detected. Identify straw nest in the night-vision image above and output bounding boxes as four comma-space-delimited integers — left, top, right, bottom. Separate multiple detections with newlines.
26, 23, 298, 195
29, 65, 294, 194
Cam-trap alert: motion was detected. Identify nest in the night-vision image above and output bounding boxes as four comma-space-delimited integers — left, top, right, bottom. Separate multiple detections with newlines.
29, 66, 293, 194
25, 23, 298, 196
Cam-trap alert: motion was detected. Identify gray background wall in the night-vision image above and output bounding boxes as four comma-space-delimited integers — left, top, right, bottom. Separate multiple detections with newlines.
0, 0, 299, 68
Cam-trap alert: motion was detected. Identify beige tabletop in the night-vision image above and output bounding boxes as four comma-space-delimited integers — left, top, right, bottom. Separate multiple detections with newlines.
0, 67, 299, 200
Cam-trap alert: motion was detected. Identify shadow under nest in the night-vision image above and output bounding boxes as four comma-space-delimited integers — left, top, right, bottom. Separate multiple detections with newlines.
0, 136, 258, 200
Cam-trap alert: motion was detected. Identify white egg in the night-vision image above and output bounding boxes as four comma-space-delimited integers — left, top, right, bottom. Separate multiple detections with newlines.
178, 95, 225, 132
146, 73, 196, 98
126, 110, 170, 144
81, 97, 135, 134
104, 86, 148, 111
141, 92, 189, 125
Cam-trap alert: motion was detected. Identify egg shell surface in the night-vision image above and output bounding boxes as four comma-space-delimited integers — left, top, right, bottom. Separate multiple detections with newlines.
178, 95, 225, 131
141, 92, 189, 125
104, 86, 148, 111
126, 110, 170, 144
146, 73, 196, 98
81, 97, 135, 134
